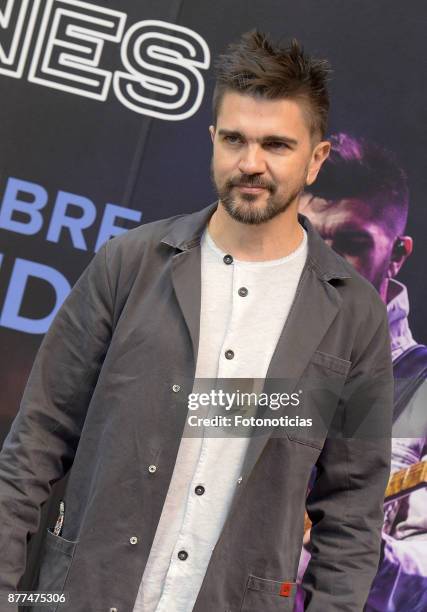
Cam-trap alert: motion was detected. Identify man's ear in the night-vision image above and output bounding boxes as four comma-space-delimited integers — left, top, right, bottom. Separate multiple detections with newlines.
209, 125, 215, 143
306, 140, 331, 186
388, 236, 413, 278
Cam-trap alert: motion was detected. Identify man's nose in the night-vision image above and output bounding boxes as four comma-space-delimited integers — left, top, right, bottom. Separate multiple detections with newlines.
238, 144, 267, 175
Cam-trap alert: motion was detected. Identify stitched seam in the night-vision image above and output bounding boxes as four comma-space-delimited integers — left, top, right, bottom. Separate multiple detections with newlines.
103, 240, 114, 310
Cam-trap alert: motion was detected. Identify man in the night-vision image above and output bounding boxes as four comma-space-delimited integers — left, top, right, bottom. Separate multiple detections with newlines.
0, 31, 393, 611
297, 132, 427, 611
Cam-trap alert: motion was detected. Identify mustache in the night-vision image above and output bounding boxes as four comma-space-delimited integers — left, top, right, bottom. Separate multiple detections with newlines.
227, 175, 275, 191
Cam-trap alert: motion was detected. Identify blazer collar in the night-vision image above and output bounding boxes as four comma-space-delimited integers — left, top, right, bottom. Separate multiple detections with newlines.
161, 200, 351, 282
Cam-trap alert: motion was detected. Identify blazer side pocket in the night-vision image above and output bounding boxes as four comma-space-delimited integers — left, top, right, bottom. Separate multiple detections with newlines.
240, 575, 297, 611
285, 350, 352, 449
32, 529, 79, 611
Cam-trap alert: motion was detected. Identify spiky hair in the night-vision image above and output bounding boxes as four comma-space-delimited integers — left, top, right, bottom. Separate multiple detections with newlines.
212, 29, 332, 140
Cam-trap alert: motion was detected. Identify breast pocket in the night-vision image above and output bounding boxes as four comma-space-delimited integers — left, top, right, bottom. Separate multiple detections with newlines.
284, 350, 352, 449
33, 528, 79, 611
240, 575, 297, 611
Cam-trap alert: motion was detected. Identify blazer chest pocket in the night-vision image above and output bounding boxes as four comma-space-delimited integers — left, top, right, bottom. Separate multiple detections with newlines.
240, 575, 297, 611
32, 528, 79, 611
285, 350, 352, 449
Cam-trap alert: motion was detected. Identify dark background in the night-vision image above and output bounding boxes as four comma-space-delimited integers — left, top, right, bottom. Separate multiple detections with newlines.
0, 0, 425, 593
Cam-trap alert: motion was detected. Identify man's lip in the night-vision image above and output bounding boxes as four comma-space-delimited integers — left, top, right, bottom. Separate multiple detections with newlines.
235, 185, 267, 192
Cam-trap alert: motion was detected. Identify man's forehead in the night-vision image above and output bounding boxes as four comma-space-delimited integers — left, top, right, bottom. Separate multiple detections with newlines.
216, 91, 310, 139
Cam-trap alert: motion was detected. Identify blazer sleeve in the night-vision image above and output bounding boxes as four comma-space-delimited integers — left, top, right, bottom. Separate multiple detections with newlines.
301, 300, 394, 611
0, 241, 113, 592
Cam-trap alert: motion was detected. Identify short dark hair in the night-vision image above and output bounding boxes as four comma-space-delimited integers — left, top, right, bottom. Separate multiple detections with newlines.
307, 132, 410, 234
212, 29, 332, 141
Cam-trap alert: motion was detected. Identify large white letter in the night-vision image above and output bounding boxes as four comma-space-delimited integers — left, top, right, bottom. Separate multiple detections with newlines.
28, 0, 126, 100
0, 0, 40, 78
114, 19, 210, 121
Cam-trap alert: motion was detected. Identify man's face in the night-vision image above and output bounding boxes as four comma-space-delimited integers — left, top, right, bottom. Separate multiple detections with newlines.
209, 92, 330, 225
299, 194, 394, 291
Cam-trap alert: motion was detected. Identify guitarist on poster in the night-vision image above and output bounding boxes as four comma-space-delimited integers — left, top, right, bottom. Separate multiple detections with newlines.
297, 133, 427, 612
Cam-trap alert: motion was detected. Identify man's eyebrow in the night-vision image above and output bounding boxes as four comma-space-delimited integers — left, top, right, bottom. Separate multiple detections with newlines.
217, 129, 298, 146
263, 134, 299, 146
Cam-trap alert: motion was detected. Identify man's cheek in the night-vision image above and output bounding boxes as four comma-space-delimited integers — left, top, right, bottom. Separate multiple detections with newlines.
342, 255, 363, 274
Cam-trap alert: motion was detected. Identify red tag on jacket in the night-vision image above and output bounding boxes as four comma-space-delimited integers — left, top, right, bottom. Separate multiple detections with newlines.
279, 582, 292, 597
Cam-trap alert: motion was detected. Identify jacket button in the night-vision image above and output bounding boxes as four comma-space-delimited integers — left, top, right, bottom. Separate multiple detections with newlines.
237, 476, 243, 484
223, 254, 233, 265
172, 384, 181, 392
148, 465, 157, 473
238, 287, 248, 297
225, 349, 234, 360
129, 536, 138, 545
195, 485, 205, 495
109, 608, 118, 612
178, 550, 188, 560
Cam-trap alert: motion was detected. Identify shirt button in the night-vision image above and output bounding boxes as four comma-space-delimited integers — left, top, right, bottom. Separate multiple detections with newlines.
225, 349, 234, 360
178, 550, 188, 560
223, 254, 233, 265
172, 384, 181, 393
238, 287, 248, 297
129, 536, 138, 545
148, 464, 157, 474
195, 485, 205, 495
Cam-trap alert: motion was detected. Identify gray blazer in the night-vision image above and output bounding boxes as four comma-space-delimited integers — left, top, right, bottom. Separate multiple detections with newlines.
0, 202, 394, 612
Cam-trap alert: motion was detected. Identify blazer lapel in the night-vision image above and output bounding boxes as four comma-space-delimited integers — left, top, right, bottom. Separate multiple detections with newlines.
227, 259, 348, 518
170, 246, 202, 367
161, 202, 218, 367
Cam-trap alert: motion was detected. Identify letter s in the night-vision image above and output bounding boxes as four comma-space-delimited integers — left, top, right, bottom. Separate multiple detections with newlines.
290, 392, 300, 406
113, 19, 210, 121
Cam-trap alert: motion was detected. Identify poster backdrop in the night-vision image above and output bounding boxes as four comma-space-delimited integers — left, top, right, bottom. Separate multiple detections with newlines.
0, 1, 426, 610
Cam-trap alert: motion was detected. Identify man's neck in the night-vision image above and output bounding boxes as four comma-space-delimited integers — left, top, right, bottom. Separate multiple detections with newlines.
207, 200, 304, 262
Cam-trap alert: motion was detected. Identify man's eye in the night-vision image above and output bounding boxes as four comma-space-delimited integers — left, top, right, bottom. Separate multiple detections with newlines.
335, 237, 372, 256
224, 135, 241, 144
265, 141, 288, 149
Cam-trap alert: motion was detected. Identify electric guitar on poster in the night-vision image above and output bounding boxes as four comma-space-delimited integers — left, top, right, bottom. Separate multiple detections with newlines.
304, 460, 427, 534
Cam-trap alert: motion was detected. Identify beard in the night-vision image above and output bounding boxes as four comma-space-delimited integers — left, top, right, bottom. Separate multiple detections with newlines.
210, 162, 306, 225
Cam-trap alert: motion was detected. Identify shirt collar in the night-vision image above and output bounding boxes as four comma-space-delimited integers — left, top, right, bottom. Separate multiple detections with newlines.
386, 278, 416, 359
160, 200, 352, 282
